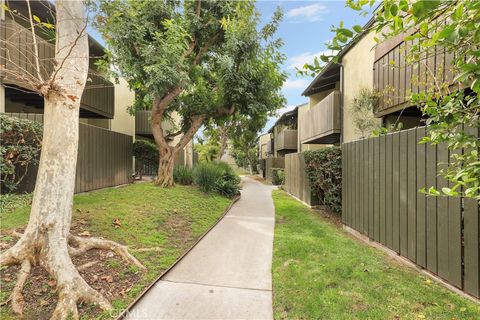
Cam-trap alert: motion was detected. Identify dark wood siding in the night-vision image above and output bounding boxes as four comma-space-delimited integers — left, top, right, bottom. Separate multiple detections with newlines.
343, 127, 479, 298
4, 113, 133, 193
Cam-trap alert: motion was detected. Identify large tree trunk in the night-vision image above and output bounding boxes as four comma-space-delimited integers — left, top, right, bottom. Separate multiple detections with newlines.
155, 146, 176, 187
0, 2, 144, 319
151, 93, 206, 187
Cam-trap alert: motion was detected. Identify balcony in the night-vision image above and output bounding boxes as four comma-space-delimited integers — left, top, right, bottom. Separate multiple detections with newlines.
275, 129, 298, 152
1, 16, 114, 119
373, 31, 456, 116
266, 139, 274, 155
135, 110, 173, 138
299, 90, 341, 144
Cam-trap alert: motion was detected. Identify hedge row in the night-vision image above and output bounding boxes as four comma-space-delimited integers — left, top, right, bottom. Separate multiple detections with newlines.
0, 114, 42, 192
304, 147, 342, 215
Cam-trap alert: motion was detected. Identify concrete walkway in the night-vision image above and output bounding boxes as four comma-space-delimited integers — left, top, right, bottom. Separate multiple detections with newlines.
126, 177, 276, 320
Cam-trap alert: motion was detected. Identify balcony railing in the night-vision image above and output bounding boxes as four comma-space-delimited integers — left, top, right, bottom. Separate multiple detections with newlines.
299, 90, 341, 144
1, 16, 114, 118
373, 30, 456, 116
275, 128, 298, 152
135, 110, 173, 137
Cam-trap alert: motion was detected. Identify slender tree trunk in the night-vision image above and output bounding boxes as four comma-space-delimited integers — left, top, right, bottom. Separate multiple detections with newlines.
217, 129, 228, 161
0, 2, 144, 318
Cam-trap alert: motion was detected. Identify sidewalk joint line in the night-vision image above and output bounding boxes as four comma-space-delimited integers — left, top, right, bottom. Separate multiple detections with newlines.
161, 279, 272, 293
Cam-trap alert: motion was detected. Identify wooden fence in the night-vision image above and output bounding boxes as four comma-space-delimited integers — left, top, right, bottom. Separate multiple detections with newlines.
342, 126, 479, 298
5, 113, 133, 194
265, 157, 285, 182
284, 153, 318, 206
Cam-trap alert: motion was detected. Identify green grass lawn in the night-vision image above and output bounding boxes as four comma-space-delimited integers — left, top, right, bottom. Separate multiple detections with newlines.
0, 183, 231, 319
272, 190, 480, 320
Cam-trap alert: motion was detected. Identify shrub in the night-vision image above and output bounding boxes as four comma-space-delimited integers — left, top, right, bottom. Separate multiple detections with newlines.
193, 162, 223, 193
193, 162, 240, 198
214, 167, 241, 198
173, 165, 193, 185
272, 168, 285, 185
304, 147, 342, 215
0, 115, 42, 192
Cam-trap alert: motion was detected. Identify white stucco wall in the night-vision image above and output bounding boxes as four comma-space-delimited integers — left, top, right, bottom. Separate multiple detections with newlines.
341, 32, 381, 143
110, 78, 135, 136
258, 133, 271, 159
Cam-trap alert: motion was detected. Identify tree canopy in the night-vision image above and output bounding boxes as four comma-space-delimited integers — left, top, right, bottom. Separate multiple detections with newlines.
93, 0, 286, 186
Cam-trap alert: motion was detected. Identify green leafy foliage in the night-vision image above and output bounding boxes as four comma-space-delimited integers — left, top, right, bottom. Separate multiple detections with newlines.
304, 147, 342, 215
195, 133, 221, 162
0, 193, 32, 213
193, 162, 240, 198
93, 1, 286, 171
301, 0, 480, 199
133, 140, 159, 175
0, 115, 42, 193
173, 165, 193, 185
271, 168, 285, 186
350, 88, 381, 138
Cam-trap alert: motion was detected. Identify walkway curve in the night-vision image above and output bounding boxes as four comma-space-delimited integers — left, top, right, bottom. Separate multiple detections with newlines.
125, 177, 277, 320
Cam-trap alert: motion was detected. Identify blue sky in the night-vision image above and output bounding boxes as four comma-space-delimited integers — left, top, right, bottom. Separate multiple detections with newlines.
256, 0, 371, 132
88, 1, 371, 133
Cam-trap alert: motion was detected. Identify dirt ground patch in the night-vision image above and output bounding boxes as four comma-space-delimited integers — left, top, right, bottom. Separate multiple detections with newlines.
0, 231, 142, 320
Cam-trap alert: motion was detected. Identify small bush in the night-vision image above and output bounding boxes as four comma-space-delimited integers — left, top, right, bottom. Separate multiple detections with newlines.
193, 162, 240, 198
304, 147, 342, 215
173, 165, 193, 185
214, 168, 241, 198
272, 168, 285, 185
0, 115, 42, 192
193, 162, 223, 193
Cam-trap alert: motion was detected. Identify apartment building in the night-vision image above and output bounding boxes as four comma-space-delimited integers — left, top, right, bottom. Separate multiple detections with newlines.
1, 0, 193, 193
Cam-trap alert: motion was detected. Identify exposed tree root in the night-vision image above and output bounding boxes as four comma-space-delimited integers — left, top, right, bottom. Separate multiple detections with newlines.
0, 230, 146, 319
51, 273, 112, 320
77, 261, 99, 271
10, 259, 31, 315
68, 234, 146, 271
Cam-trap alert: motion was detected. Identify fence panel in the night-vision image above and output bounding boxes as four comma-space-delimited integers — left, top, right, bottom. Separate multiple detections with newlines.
265, 157, 285, 183
284, 153, 318, 206
342, 126, 478, 298
464, 127, 479, 297
4, 113, 133, 194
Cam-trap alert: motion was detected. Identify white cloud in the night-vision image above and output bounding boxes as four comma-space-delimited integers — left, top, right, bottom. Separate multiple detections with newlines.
282, 78, 310, 90
287, 50, 327, 70
275, 105, 296, 116
286, 3, 328, 23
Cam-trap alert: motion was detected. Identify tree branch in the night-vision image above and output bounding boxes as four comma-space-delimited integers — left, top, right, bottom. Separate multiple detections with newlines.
151, 88, 183, 151
26, 0, 43, 82
194, 31, 222, 65
174, 114, 206, 152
